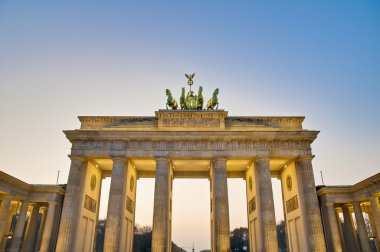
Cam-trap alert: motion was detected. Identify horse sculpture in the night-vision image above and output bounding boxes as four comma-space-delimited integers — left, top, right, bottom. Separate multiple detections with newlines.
206, 88, 219, 110
196, 86, 204, 110
166, 89, 178, 110
180, 87, 186, 110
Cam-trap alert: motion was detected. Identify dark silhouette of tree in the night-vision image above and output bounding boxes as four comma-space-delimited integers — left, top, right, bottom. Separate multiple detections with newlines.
96, 221, 185, 252
230, 227, 249, 252
277, 221, 287, 252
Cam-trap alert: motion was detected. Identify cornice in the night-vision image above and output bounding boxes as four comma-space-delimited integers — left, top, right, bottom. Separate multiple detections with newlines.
64, 130, 319, 142
317, 172, 380, 196
0, 171, 32, 191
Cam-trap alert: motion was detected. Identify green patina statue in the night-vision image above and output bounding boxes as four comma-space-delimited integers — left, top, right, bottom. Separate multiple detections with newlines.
196, 86, 203, 110
166, 89, 178, 110
206, 88, 219, 110
165, 74, 219, 110
180, 87, 186, 109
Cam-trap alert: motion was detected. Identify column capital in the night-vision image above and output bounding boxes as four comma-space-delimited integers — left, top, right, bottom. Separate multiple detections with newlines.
297, 155, 315, 161
111, 155, 126, 161
68, 155, 87, 161
325, 202, 336, 207
213, 157, 227, 161
155, 156, 170, 161
255, 157, 271, 162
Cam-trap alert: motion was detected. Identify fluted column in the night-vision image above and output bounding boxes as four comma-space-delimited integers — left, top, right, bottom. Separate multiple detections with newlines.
325, 204, 342, 252
211, 158, 231, 252
104, 157, 128, 252
9, 200, 29, 252
35, 206, 47, 252
370, 195, 380, 244
152, 158, 171, 252
342, 205, 359, 252
365, 205, 380, 251
40, 202, 57, 252
353, 201, 371, 252
295, 156, 326, 251
0, 195, 12, 241
56, 157, 87, 252
335, 209, 346, 252
254, 158, 278, 252
22, 204, 40, 252
0, 203, 17, 251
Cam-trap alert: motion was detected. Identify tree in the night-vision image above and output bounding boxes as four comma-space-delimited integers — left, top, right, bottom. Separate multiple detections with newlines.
230, 227, 249, 252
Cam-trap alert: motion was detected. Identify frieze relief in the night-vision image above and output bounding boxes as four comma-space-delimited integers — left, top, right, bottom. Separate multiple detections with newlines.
84, 195, 97, 213
72, 139, 311, 151
162, 118, 220, 128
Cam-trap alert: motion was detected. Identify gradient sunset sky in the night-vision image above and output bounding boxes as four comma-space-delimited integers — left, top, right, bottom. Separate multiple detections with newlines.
1, 1, 379, 251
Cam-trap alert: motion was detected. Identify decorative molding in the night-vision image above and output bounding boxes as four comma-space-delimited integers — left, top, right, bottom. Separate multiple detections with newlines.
72, 139, 311, 152
286, 195, 299, 213
249, 196, 256, 213
126, 196, 134, 214
84, 195, 97, 213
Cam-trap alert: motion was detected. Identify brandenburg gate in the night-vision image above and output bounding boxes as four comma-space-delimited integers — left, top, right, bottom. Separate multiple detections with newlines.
55, 75, 327, 252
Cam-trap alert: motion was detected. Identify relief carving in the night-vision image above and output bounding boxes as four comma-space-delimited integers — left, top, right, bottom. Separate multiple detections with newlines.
84, 195, 97, 213
249, 196, 256, 213
162, 118, 220, 128
286, 195, 299, 213
72, 139, 311, 152
126, 196, 134, 214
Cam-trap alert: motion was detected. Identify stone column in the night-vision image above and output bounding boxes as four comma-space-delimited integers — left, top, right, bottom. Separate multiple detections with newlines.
35, 206, 47, 252
56, 156, 88, 252
253, 158, 278, 252
325, 203, 342, 252
0, 195, 12, 241
335, 209, 346, 252
0, 203, 17, 251
342, 205, 359, 252
210, 158, 230, 252
353, 201, 371, 252
22, 204, 40, 252
40, 202, 57, 252
152, 158, 171, 252
9, 200, 29, 252
295, 156, 326, 251
370, 195, 380, 244
104, 157, 128, 252
365, 205, 380, 251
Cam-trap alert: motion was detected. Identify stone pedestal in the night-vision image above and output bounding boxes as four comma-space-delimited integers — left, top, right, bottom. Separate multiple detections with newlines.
104, 158, 129, 252
353, 202, 371, 252
254, 158, 278, 252
295, 156, 326, 251
325, 204, 342, 252
56, 157, 88, 252
152, 158, 172, 252
9, 200, 29, 252
23, 204, 40, 252
40, 202, 57, 252
210, 158, 230, 252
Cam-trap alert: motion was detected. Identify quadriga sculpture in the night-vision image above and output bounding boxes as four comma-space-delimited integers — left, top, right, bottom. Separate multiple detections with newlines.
206, 88, 219, 110
166, 89, 178, 110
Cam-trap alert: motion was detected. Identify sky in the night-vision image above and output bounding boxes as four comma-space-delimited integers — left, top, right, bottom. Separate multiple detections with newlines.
1, 1, 380, 251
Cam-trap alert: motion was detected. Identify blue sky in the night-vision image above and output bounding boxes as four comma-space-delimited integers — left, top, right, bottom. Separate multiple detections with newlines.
1, 1, 379, 250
